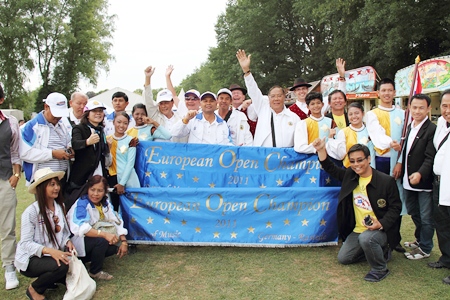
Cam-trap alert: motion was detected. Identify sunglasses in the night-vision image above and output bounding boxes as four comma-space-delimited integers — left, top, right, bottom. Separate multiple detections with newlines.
185, 97, 199, 101
53, 215, 61, 233
349, 157, 367, 164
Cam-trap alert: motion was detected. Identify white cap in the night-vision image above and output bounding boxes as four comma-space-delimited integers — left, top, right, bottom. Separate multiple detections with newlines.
200, 91, 217, 101
184, 89, 200, 99
44, 93, 69, 117
156, 89, 173, 104
217, 88, 232, 98
84, 100, 107, 112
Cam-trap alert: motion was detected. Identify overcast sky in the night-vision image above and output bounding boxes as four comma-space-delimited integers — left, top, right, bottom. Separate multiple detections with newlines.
28, 0, 229, 94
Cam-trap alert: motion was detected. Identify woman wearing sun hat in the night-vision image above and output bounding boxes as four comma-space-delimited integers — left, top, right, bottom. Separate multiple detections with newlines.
15, 167, 75, 300
65, 100, 111, 210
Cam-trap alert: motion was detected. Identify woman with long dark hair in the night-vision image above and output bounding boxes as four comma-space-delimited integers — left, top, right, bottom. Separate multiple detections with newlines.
66, 100, 111, 210
15, 168, 74, 300
67, 175, 128, 280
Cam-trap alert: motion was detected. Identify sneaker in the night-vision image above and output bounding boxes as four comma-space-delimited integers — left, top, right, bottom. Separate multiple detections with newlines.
405, 247, 430, 260
89, 270, 113, 280
443, 276, 450, 285
364, 269, 390, 282
5, 269, 19, 290
404, 240, 419, 249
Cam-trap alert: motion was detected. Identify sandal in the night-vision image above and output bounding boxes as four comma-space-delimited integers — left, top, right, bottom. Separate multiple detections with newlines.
405, 247, 430, 260
364, 269, 390, 282
404, 240, 419, 249
89, 270, 113, 280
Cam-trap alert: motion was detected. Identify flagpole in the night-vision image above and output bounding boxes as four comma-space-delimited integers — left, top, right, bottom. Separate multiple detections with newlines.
399, 55, 421, 152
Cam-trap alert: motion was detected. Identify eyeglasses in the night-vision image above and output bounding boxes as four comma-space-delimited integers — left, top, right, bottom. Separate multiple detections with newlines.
185, 97, 200, 101
349, 157, 367, 164
53, 215, 61, 233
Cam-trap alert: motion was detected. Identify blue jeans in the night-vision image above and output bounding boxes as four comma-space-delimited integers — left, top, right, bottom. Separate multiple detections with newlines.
404, 189, 435, 253
338, 230, 388, 272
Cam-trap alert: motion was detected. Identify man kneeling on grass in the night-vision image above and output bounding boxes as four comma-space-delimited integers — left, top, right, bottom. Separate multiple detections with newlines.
313, 140, 402, 282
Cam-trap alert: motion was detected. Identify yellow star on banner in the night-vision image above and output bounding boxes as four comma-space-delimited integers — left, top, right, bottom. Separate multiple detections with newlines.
320, 219, 327, 226
213, 232, 220, 238
209, 182, 216, 188
145, 171, 151, 177
284, 219, 291, 226
131, 217, 136, 223
231, 232, 237, 238
302, 219, 309, 226
147, 217, 154, 224
247, 226, 255, 233
164, 217, 170, 224
293, 177, 299, 183
266, 221, 272, 228
309, 176, 317, 184
160, 171, 167, 178
181, 219, 187, 226
259, 184, 266, 188
326, 177, 331, 185
193, 176, 199, 183
195, 227, 201, 233
176, 173, 183, 179
276, 179, 283, 186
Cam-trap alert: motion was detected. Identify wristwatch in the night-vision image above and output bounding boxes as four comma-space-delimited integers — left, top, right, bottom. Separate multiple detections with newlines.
14, 173, 20, 178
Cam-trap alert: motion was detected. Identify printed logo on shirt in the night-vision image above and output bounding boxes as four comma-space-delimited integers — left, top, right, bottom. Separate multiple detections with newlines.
354, 194, 373, 211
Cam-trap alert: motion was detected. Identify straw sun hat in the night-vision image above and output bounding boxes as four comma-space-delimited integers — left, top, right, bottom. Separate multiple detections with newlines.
28, 167, 65, 194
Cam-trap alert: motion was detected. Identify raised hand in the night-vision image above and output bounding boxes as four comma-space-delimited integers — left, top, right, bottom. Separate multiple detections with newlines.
165, 65, 174, 77
336, 58, 346, 77
236, 49, 251, 73
144, 66, 155, 77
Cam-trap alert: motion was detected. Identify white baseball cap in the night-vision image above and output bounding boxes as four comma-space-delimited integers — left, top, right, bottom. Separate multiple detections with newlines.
200, 91, 217, 101
184, 89, 200, 99
156, 89, 173, 104
217, 88, 232, 98
84, 100, 107, 112
44, 92, 69, 117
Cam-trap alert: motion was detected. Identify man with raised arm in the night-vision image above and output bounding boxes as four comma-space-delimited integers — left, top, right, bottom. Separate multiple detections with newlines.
236, 49, 300, 147
313, 139, 401, 282
289, 58, 347, 120
171, 92, 231, 145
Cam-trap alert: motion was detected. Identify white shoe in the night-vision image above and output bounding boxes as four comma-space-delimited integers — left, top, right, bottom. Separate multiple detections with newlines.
5, 269, 19, 290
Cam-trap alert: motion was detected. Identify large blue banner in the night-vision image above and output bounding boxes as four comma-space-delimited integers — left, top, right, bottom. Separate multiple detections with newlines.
121, 142, 341, 247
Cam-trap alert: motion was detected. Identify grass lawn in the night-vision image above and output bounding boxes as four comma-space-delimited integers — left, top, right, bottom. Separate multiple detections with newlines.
1, 179, 449, 299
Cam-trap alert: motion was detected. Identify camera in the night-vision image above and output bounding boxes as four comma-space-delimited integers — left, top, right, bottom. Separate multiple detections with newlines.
364, 215, 373, 226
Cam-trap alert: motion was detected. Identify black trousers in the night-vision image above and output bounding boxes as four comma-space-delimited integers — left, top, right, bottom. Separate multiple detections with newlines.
433, 178, 450, 267
82, 236, 117, 274
107, 175, 120, 212
20, 256, 69, 294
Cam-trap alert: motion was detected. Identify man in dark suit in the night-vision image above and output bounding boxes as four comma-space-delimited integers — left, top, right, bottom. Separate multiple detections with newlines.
313, 140, 402, 282
397, 94, 436, 259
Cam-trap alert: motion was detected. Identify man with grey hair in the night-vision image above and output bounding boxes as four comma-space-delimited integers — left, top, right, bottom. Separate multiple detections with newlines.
62, 92, 88, 134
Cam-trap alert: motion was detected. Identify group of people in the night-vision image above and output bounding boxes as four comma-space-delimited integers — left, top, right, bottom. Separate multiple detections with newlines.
1, 48, 450, 298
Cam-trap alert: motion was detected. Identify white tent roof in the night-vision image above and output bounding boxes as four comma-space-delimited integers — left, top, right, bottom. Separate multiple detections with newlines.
89, 87, 143, 114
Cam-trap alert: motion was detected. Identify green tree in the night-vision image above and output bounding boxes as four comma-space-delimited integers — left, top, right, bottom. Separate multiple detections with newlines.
0, 0, 34, 108
25, 0, 114, 111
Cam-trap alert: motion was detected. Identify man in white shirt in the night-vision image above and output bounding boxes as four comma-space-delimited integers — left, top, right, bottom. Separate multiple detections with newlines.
429, 89, 450, 284
236, 49, 300, 147
215, 88, 253, 146
171, 92, 231, 145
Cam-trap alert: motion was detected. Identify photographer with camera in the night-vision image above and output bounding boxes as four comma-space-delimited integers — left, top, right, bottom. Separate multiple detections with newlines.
313, 139, 402, 282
